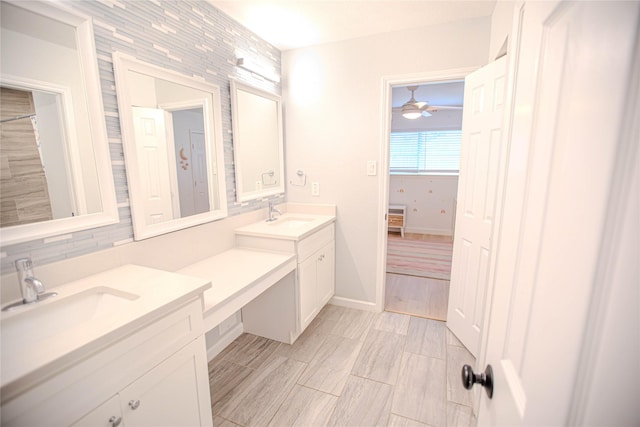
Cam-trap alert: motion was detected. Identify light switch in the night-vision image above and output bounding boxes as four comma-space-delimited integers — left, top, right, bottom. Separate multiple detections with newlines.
312, 182, 320, 196
367, 160, 377, 176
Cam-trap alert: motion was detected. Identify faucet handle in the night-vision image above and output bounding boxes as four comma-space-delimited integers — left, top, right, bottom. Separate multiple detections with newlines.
15, 258, 33, 273
25, 277, 45, 294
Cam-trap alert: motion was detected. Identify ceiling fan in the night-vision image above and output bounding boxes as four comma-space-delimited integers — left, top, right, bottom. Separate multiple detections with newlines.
398, 86, 463, 119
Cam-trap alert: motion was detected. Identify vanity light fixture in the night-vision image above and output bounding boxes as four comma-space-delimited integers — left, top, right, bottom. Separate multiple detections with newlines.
236, 57, 281, 83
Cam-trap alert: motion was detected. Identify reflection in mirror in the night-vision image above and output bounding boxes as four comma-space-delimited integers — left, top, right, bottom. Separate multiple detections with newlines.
113, 52, 227, 240
230, 80, 284, 202
0, 0, 117, 245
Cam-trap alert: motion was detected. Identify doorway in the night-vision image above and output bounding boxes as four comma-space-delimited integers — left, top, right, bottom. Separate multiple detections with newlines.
383, 80, 464, 320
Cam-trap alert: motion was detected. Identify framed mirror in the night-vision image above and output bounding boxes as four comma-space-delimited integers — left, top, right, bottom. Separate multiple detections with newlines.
0, 0, 118, 246
230, 80, 284, 202
112, 52, 228, 240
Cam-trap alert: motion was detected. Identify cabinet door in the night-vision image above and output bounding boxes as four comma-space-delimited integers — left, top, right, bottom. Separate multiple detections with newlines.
120, 337, 212, 427
298, 254, 318, 330
317, 242, 335, 307
72, 395, 122, 427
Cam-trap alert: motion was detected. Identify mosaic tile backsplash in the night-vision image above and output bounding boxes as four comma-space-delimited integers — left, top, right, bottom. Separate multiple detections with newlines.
1, 0, 283, 275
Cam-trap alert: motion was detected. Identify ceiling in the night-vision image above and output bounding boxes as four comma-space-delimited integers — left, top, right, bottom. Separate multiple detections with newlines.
392, 81, 464, 109
209, 1, 497, 51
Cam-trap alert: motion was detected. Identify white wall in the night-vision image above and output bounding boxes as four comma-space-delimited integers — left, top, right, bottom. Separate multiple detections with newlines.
488, 1, 516, 61
389, 175, 458, 236
282, 17, 490, 305
389, 96, 462, 236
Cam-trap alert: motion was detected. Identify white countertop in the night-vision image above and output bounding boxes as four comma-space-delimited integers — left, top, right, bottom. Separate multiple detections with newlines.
0, 265, 210, 391
177, 248, 296, 328
234, 213, 336, 240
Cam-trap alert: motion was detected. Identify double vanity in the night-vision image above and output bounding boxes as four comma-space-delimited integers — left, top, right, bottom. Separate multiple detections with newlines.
1, 2, 334, 425
0, 206, 336, 427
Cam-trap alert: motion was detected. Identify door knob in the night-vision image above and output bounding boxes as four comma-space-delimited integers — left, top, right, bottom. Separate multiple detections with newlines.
461, 364, 494, 398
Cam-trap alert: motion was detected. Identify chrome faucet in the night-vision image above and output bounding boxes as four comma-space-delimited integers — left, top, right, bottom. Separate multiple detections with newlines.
15, 258, 46, 304
266, 201, 282, 222
1, 258, 56, 311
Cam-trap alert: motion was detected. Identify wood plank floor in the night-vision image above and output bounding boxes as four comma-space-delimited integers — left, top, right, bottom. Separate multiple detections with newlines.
385, 233, 452, 321
209, 305, 476, 427
385, 273, 449, 321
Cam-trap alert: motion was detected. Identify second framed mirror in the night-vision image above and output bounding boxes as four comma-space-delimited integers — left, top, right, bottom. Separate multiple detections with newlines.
230, 80, 284, 202
113, 52, 228, 240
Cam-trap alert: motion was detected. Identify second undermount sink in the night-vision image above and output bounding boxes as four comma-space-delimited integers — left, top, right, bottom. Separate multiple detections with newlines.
270, 217, 314, 228
1, 286, 139, 347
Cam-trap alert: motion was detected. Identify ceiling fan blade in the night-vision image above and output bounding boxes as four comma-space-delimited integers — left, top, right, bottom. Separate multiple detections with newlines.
424, 105, 463, 111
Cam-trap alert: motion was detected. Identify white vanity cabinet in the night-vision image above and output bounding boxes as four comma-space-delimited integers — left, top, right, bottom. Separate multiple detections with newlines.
297, 226, 336, 330
73, 336, 208, 427
72, 395, 122, 427
2, 288, 213, 427
236, 220, 336, 338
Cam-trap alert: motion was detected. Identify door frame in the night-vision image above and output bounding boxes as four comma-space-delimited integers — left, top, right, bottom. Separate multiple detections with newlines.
375, 67, 479, 312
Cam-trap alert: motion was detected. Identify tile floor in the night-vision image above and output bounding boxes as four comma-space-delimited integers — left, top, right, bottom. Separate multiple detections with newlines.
208, 305, 477, 427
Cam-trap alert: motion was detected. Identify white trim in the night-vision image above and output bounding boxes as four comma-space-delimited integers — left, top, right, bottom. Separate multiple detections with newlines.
328, 296, 378, 312
376, 67, 479, 312
158, 99, 211, 220
206, 322, 243, 361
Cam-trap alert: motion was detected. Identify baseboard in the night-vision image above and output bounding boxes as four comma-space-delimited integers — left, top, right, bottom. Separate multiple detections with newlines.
404, 226, 453, 236
206, 322, 243, 361
329, 296, 379, 312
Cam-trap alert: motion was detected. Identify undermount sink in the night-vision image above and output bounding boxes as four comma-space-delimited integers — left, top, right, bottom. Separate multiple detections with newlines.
235, 210, 335, 240
1, 286, 139, 346
270, 217, 314, 228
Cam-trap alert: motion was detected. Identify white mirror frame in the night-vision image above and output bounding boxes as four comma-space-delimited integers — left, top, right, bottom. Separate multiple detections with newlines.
112, 52, 228, 240
230, 80, 285, 202
0, 1, 118, 246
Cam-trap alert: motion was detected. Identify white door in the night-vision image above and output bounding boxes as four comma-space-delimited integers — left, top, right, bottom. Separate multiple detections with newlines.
190, 130, 210, 214
298, 254, 319, 330
447, 56, 507, 357
121, 338, 212, 427
317, 242, 336, 306
132, 107, 174, 225
71, 395, 121, 427
476, 1, 639, 424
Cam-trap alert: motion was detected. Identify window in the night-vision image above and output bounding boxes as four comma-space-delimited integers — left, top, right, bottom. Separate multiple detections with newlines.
389, 130, 462, 174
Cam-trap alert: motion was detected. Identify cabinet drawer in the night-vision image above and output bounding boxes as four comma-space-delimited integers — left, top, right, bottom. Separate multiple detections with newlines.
388, 215, 404, 227
297, 223, 335, 261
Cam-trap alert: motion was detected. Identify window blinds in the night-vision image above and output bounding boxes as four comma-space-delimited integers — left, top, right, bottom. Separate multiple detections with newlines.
389, 130, 462, 174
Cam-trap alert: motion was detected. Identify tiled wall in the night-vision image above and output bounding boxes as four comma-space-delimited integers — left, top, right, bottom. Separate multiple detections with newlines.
0, 0, 283, 275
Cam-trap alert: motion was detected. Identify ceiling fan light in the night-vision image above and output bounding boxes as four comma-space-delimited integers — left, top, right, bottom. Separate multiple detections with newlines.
401, 103, 422, 119
402, 111, 422, 120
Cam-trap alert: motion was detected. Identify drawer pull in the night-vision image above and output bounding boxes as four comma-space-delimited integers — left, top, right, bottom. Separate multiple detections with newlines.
129, 399, 141, 410
109, 416, 122, 427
